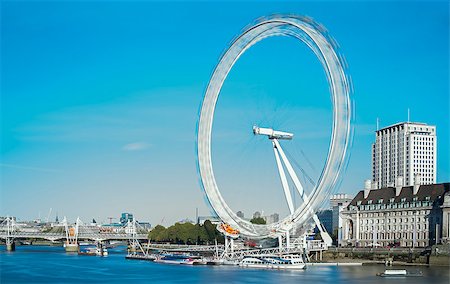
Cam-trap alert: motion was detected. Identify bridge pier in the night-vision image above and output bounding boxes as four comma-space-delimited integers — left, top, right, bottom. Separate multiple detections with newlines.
6, 240, 15, 251
2, 216, 16, 251
64, 242, 79, 253
128, 242, 138, 253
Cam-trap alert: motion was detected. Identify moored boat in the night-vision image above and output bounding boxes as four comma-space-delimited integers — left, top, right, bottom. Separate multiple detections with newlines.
239, 254, 306, 270
78, 247, 97, 256
125, 253, 156, 261
377, 269, 423, 277
154, 254, 202, 265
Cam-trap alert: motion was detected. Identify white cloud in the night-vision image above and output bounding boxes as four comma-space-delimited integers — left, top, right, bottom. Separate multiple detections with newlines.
122, 142, 151, 151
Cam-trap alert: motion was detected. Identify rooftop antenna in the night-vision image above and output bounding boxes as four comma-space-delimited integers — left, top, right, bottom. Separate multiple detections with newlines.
195, 207, 199, 224
376, 118, 379, 131
407, 108, 410, 123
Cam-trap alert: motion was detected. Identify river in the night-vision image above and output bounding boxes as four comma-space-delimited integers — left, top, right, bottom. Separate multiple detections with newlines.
1, 246, 449, 283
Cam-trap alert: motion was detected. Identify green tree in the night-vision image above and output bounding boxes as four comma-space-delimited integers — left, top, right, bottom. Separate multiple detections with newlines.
148, 225, 167, 242
250, 217, 266, 224
203, 220, 216, 241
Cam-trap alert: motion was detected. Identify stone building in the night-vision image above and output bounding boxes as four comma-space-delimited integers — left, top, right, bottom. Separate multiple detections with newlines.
330, 194, 353, 245
341, 181, 449, 247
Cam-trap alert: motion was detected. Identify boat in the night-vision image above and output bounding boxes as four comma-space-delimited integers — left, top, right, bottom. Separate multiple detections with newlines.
206, 258, 224, 265
125, 253, 156, 261
239, 254, 306, 270
377, 269, 423, 277
78, 247, 97, 256
78, 247, 108, 256
154, 254, 202, 265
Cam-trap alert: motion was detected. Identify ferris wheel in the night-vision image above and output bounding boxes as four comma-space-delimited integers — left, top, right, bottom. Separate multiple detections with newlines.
197, 15, 352, 240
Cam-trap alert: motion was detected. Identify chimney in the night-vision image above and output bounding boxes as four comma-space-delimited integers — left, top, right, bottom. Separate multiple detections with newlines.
364, 179, 371, 199
413, 174, 421, 195
395, 176, 404, 197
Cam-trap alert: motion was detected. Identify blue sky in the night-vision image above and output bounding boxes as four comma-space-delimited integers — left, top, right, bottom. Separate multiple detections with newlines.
1, 1, 448, 225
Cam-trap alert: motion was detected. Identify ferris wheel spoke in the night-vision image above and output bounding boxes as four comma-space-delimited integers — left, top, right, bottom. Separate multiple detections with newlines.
272, 140, 295, 215
273, 139, 309, 203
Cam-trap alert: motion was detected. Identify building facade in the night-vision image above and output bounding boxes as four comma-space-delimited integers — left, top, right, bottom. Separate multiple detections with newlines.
330, 194, 353, 245
316, 209, 333, 234
341, 182, 449, 247
120, 213, 134, 225
372, 122, 436, 188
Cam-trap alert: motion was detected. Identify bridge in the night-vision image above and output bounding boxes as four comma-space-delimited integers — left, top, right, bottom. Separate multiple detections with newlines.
0, 216, 148, 252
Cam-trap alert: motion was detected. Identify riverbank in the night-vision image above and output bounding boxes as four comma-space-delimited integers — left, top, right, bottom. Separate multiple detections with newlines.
321, 245, 450, 267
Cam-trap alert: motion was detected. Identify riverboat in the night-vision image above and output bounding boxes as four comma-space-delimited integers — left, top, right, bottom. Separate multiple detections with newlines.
78, 247, 108, 256
125, 253, 156, 261
154, 254, 202, 265
78, 247, 97, 256
377, 269, 423, 277
239, 254, 306, 270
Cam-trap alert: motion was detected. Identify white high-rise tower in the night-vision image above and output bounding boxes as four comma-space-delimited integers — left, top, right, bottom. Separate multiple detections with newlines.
372, 122, 437, 188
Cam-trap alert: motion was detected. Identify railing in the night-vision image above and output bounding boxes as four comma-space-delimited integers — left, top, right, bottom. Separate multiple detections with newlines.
0, 231, 148, 241
145, 243, 225, 252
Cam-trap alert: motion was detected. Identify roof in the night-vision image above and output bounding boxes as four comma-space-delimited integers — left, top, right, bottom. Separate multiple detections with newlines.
376, 122, 436, 135
349, 183, 449, 206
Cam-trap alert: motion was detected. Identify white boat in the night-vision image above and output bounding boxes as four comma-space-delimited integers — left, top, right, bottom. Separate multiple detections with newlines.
239, 254, 306, 270
154, 254, 202, 265
377, 269, 423, 277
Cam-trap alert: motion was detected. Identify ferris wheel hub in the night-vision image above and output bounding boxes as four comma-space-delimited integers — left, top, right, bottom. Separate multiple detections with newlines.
253, 126, 294, 140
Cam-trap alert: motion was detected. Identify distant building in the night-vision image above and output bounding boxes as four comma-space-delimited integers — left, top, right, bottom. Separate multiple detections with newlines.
316, 209, 333, 234
178, 218, 195, 224
264, 213, 280, 224
120, 213, 134, 225
372, 122, 436, 188
330, 193, 353, 245
197, 216, 221, 225
138, 222, 152, 231
253, 211, 261, 219
341, 182, 449, 247
236, 211, 245, 219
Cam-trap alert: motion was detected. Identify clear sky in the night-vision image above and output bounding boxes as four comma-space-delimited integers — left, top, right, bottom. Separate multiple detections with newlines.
1, 1, 449, 226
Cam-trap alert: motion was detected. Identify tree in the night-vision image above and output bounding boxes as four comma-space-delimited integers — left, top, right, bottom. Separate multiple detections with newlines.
203, 220, 217, 241
250, 217, 266, 225
148, 225, 167, 242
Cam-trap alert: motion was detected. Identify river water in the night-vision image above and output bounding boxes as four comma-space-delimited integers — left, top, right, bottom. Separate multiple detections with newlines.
1, 246, 449, 283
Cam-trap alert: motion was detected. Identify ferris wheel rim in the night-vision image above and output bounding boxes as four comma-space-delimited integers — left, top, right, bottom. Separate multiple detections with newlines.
197, 14, 352, 239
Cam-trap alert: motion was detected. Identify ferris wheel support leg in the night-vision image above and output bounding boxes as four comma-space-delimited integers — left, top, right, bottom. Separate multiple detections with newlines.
225, 236, 229, 253
278, 235, 282, 253
286, 231, 290, 249
274, 139, 333, 247
272, 140, 295, 214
